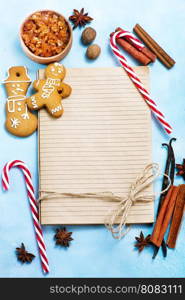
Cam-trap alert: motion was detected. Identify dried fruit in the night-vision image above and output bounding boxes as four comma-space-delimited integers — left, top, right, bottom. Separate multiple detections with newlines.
22, 11, 70, 57
69, 8, 93, 29
16, 243, 35, 263
86, 44, 101, 59
135, 231, 151, 252
55, 227, 73, 247
81, 27, 96, 45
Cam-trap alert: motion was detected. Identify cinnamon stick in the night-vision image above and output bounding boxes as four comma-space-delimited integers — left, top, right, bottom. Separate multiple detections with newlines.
155, 186, 179, 247
116, 27, 156, 62
150, 185, 179, 247
110, 32, 151, 65
167, 184, 185, 248
152, 138, 176, 259
150, 186, 173, 244
133, 24, 175, 69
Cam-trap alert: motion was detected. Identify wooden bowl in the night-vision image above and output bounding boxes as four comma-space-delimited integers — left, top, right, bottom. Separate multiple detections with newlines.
19, 10, 73, 64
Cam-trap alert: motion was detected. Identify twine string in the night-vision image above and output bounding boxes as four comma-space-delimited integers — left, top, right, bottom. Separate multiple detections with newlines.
39, 163, 171, 240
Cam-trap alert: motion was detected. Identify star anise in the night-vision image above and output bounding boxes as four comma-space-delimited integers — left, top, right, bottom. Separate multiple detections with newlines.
135, 231, 151, 252
69, 8, 93, 29
176, 159, 185, 180
55, 227, 73, 247
16, 243, 35, 263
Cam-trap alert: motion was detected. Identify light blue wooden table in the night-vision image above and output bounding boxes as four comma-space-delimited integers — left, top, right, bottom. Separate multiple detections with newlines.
0, 0, 185, 278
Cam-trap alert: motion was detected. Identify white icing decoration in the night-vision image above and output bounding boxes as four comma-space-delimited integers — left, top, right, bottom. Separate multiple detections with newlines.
7, 96, 26, 113
11, 118, 21, 128
3, 66, 31, 83
41, 78, 60, 99
7, 95, 26, 113
21, 105, 29, 120
16, 87, 24, 92
2, 80, 31, 84
31, 96, 38, 109
51, 105, 62, 114
17, 107, 21, 112
10, 83, 25, 96
17, 102, 21, 106
7, 100, 15, 113
12, 90, 18, 95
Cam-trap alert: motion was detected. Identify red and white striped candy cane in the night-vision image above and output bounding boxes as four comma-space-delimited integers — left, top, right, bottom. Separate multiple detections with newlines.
110, 30, 172, 135
2, 160, 49, 274
116, 28, 144, 51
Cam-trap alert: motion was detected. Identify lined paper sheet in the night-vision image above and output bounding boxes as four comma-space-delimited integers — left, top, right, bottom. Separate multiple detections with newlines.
39, 67, 153, 225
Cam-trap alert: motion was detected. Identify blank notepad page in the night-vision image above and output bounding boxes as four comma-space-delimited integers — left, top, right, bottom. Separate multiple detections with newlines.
39, 67, 153, 225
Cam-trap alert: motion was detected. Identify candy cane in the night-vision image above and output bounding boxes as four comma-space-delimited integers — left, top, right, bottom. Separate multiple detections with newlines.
2, 160, 49, 274
110, 30, 172, 135
116, 28, 144, 50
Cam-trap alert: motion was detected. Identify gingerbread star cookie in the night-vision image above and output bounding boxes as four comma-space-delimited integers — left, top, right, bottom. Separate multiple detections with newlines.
26, 63, 72, 118
3, 66, 38, 137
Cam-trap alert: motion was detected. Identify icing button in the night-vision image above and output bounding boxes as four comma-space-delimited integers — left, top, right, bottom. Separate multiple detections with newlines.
17, 107, 21, 112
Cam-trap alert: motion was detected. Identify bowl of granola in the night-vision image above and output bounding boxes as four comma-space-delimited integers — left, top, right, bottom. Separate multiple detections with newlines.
20, 10, 72, 64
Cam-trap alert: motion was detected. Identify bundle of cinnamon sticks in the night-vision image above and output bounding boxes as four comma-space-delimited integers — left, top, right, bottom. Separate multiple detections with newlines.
110, 27, 156, 66
151, 138, 185, 256
111, 24, 175, 68
151, 184, 185, 249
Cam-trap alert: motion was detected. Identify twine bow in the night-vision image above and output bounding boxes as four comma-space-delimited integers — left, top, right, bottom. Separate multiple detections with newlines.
105, 163, 170, 239
39, 163, 171, 240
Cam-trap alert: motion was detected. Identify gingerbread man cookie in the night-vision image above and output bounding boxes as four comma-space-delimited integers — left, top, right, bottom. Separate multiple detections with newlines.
3, 66, 38, 137
26, 63, 72, 118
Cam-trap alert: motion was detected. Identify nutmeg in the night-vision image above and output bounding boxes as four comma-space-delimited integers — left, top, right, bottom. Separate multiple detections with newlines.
81, 27, 96, 45
86, 44, 101, 60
